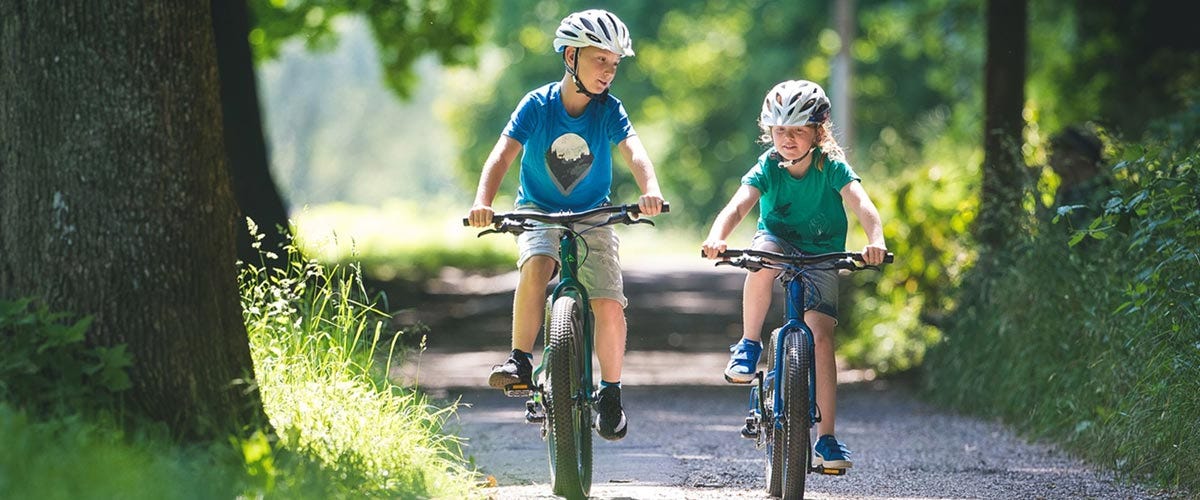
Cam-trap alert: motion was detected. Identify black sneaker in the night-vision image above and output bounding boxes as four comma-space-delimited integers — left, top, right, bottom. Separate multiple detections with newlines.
594, 385, 628, 441
488, 350, 533, 396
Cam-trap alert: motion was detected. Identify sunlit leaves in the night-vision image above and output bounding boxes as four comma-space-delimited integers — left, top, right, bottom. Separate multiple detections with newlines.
249, 0, 492, 98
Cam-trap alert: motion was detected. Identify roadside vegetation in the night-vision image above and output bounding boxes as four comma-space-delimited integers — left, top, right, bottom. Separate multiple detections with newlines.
923, 112, 1200, 492
0, 235, 482, 499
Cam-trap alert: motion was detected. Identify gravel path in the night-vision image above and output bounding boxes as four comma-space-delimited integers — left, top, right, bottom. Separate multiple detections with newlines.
411, 355, 1167, 499
403, 258, 1171, 499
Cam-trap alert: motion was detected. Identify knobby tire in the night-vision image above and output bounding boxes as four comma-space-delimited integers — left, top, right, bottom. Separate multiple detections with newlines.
765, 328, 783, 496
545, 295, 592, 500
782, 330, 811, 499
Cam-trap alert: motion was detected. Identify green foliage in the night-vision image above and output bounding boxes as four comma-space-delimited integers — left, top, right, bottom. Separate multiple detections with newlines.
0, 299, 131, 418
0, 403, 238, 500
923, 124, 1200, 491
249, 0, 492, 98
240, 237, 480, 498
0, 235, 482, 498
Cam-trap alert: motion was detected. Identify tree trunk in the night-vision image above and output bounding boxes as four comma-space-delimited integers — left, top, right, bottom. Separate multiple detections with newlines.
978, 0, 1028, 247
0, 0, 268, 439
212, 0, 292, 269
830, 0, 855, 156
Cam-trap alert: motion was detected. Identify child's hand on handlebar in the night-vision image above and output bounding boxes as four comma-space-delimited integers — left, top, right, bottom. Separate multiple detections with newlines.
861, 243, 888, 266
701, 239, 728, 260
466, 204, 495, 228
637, 193, 665, 217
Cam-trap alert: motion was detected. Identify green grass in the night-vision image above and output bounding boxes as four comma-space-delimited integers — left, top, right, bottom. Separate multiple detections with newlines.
1, 235, 485, 498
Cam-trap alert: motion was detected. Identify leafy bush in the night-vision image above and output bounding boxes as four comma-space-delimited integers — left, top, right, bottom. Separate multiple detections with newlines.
924, 126, 1199, 492
0, 299, 131, 417
1, 233, 483, 498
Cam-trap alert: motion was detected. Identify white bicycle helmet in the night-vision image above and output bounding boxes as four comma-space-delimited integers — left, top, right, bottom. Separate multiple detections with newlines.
553, 9, 634, 57
760, 80, 831, 128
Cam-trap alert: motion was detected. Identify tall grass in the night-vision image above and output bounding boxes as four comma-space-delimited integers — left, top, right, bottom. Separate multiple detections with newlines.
923, 130, 1199, 492
0, 228, 484, 498
240, 235, 480, 497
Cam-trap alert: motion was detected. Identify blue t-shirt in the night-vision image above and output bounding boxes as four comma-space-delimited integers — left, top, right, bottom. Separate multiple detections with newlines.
502, 82, 636, 212
742, 148, 861, 254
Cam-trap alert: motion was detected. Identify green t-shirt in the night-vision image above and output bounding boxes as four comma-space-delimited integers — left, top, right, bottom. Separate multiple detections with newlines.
741, 148, 861, 254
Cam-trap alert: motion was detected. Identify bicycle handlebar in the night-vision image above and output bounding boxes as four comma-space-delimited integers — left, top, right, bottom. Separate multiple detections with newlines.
462, 202, 670, 227
709, 249, 892, 265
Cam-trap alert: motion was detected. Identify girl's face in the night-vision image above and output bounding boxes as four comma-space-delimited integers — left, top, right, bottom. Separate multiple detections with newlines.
570, 46, 621, 94
771, 125, 817, 161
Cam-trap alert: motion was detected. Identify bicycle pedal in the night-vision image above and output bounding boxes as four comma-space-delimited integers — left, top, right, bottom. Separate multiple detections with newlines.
502, 382, 533, 398
739, 417, 759, 439
524, 400, 545, 423
723, 375, 755, 385
818, 467, 848, 476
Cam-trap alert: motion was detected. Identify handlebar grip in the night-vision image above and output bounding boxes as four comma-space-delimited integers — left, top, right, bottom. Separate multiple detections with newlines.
850, 252, 895, 263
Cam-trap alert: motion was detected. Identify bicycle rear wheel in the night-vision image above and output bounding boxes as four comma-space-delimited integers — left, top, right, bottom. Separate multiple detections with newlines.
781, 329, 812, 499
544, 295, 592, 500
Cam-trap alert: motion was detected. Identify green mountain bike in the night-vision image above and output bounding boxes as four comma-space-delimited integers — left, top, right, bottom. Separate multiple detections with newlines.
467, 202, 667, 499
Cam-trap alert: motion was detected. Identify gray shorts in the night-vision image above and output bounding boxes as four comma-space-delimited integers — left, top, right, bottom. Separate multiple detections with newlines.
516, 207, 626, 308
750, 231, 840, 321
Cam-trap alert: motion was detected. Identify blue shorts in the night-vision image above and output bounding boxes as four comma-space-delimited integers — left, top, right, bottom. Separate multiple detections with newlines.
750, 231, 840, 322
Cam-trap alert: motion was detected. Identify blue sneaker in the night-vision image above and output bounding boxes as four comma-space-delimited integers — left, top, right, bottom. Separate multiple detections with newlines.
813, 434, 853, 469
724, 339, 762, 384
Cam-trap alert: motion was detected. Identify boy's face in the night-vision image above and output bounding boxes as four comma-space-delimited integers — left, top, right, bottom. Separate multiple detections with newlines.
570, 46, 622, 94
770, 125, 817, 160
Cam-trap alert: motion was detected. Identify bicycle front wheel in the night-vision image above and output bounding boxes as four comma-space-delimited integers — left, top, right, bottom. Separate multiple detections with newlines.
781, 328, 812, 499
765, 328, 783, 496
544, 295, 592, 500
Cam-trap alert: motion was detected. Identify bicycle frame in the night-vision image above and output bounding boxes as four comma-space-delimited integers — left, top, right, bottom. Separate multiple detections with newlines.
763, 269, 821, 434
531, 229, 595, 407
467, 202, 668, 499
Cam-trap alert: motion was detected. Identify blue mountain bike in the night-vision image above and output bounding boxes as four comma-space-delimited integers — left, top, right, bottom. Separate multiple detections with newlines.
712, 249, 892, 499
467, 202, 667, 500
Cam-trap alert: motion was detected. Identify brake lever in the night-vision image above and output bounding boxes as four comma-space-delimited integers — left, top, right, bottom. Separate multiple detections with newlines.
629, 217, 655, 227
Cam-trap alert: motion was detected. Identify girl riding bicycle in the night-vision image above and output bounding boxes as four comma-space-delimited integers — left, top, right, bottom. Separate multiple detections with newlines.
701, 79, 887, 469
464, 9, 665, 442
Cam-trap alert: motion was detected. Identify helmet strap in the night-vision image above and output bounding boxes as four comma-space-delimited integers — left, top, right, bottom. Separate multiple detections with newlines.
771, 147, 815, 168
564, 48, 609, 102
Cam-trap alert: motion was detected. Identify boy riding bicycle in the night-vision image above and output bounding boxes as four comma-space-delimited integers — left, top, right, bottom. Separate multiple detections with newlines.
464, 9, 665, 442
701, 80, 887, 468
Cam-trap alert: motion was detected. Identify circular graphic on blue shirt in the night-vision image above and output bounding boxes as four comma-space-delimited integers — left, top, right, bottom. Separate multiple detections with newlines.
545, 133, 593, 196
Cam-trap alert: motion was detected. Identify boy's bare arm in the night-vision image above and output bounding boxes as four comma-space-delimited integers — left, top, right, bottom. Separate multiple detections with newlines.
467, 136, 523, 227
617, 135, 664, 215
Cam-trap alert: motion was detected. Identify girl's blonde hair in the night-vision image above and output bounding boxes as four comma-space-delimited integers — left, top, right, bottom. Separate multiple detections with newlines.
758, 121, 846, 171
